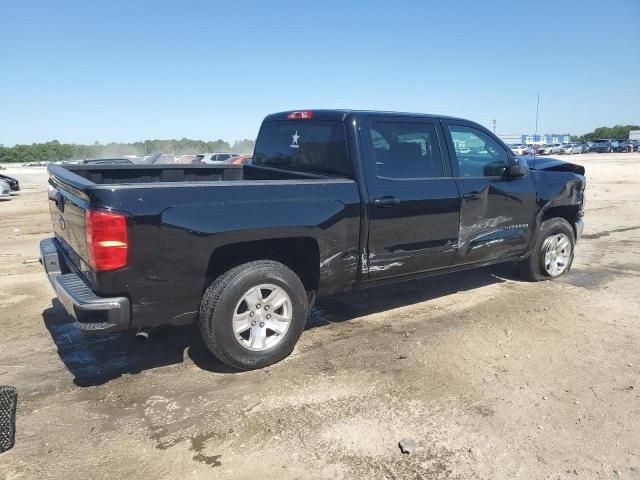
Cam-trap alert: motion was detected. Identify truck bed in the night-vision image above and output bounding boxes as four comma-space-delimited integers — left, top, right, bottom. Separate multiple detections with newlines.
53, 163, 329, 186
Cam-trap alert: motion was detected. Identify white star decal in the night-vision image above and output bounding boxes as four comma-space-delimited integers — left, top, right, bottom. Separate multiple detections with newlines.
291, 131, 300, 145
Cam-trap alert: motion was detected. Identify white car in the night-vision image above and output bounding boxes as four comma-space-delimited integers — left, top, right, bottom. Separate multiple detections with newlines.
0, 180, 12, 200
509, 144, 530, 155
193, 153, 237, 164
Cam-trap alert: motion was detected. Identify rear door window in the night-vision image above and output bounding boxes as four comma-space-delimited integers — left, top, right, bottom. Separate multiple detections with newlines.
253, 121, 350, 177
370, 122, 445, 179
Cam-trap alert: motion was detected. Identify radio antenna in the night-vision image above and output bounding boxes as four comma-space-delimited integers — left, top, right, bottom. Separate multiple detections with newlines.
534, 93, 540, 168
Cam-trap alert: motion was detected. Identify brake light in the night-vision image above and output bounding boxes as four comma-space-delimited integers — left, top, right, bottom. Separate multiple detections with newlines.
85, 209, 128, 271
287, 111, 313, 120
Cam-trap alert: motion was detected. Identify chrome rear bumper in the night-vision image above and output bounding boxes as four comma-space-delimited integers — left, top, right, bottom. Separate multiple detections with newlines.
40, 238, 130, 333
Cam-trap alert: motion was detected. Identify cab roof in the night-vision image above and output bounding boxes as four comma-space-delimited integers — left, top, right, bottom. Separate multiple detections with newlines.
264, 109, 467, 123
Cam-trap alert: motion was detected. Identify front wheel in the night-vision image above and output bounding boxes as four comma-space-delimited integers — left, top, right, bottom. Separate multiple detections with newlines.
518, 218, 575, 281
199, 260, 308, 370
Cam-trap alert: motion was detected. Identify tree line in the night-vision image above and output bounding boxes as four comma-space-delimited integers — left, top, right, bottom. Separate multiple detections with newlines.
574, 125, 640, 143
0, 138, 256, 163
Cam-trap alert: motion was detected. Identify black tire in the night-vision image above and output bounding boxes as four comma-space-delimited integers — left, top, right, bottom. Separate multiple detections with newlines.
199, 260, 308, 370
517, 217, 575, 281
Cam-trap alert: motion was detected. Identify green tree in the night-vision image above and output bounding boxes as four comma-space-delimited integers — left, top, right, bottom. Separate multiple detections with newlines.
0, 137, 254, 163
581, 125, 640, 142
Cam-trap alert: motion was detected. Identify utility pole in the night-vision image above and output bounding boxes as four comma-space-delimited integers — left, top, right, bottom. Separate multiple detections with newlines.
493, 118, 496, 134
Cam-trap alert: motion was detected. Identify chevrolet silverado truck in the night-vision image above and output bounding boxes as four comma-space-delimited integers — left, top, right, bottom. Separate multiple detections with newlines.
40, 110, 586, 370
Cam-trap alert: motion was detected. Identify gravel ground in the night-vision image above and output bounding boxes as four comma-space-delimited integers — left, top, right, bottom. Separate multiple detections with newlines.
0, 153, 639, 479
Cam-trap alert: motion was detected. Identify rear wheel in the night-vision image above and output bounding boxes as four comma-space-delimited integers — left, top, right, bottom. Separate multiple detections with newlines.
518, 217, 575, 281
199, 260, 308, 370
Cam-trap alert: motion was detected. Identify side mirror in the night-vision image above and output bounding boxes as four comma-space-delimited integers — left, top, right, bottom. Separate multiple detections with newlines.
507, 156, 529, 177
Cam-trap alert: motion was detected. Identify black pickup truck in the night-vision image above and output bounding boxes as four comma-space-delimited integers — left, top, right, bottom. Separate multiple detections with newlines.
41, 110, 585, 370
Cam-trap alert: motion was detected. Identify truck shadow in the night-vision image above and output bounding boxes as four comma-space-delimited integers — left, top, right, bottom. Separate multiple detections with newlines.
308, 264, 515, 329
43, 264, 515, 387
42, 300, 235, 387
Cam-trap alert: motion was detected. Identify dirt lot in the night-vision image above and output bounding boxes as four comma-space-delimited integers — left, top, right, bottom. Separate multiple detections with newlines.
0, 154, 639, 480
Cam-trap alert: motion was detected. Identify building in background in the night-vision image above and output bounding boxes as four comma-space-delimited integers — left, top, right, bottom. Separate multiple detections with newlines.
629, 130, 640, 141
499, 134, 571, 145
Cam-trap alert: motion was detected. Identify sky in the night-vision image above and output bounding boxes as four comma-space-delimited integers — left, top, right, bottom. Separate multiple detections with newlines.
1, 0, 639, 146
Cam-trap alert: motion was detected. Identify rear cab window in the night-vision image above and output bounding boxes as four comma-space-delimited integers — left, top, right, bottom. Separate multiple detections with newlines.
253, 121, 351, 177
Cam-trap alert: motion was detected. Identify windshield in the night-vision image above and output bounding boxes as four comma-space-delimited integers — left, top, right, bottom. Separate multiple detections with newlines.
253, 120, 351, 177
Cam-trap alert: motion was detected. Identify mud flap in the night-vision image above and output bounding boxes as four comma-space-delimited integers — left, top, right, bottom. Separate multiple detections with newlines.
0, 386, 17, 453
306, 290, 317, 313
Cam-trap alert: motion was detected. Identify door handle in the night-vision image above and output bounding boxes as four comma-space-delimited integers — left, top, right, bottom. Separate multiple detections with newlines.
374, 196, 400, 207
463, 192, 482, 200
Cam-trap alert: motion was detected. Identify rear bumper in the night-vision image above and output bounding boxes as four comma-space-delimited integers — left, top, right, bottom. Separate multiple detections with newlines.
40, 238, 130, 334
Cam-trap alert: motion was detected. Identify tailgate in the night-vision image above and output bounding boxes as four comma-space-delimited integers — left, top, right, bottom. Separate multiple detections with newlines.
48, 180, 90, 270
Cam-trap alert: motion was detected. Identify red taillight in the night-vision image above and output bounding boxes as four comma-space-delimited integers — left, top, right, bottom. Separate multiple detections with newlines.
287, 111, 313, 120
85, 209, 128, 271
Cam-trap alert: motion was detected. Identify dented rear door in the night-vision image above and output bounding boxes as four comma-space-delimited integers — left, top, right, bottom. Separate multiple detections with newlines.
360, 115, 461, 280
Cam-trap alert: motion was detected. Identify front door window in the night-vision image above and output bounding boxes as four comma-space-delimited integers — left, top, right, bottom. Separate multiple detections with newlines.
448, 125, 509, 177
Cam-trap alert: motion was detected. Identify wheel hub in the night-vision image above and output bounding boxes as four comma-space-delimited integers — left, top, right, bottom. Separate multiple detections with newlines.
542, 233, 572, 277
232, 284, 292, 351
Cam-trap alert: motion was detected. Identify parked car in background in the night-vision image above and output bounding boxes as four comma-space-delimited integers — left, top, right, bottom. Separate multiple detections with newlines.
580, 143, 592, 153
79, 158, 135, 165
615, 140, 639, 152
227, 154, 252, 165
144, 153, 176, 164
22, 161, 51, 167
175, 155, 197, 164
591, 139, 616, 153
509, 144, 529, 155
0, 179, 12, 200
538, 145, 553, 155
561, 143, 582, 155
613, 141, 628, 153
193, 153, 237, 164
550, 144, 563, 154
0, 173, 20, 193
